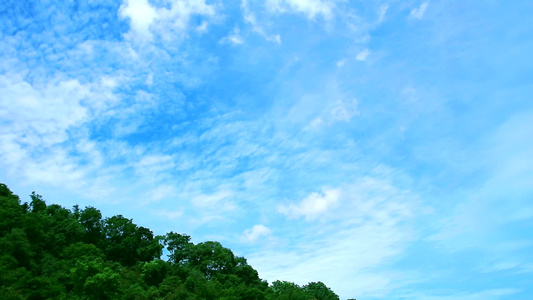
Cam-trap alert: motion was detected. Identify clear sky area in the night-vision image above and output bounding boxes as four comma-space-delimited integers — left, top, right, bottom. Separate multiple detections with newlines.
1, 1, 532, 299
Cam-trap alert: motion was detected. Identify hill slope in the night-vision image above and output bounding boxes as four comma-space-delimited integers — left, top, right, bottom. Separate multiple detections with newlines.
0, 183, 341, 300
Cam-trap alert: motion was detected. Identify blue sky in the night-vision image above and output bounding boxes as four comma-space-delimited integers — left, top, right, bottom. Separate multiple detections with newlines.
1, 0, 532, 299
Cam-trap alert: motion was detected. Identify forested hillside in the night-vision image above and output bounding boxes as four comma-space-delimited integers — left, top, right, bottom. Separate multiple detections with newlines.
0, 183, 341, 300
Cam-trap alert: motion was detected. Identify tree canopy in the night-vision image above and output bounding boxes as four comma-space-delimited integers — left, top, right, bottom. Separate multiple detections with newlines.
0, 183, 343, 300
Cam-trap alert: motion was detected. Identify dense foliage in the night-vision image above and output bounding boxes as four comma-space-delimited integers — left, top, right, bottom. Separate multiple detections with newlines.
0, 183, 341, 300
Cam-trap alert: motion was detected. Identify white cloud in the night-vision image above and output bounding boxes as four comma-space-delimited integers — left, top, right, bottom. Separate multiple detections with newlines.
0, 75, 88, 146
278, 188, 340, 220
308, 117, 324, 128
220, 27, 244, 45
266, 0, 335, 20
241, 224, 272, 243
191, 190, 235, 209
336, 59, 346, 67
241, 0, 282, 43
378, 4, 389, 23
0, 72, 123, 196
356, 49, 371, 61
305, 98, 359, 129
409, 2, 429, 20
146, 73, 153, 85
480, 260, 523, 273
196, 21, 209, 33
144, 185, 177, 204
119, 0, 157, 40
331, 98, 359, 121
0, 72, 115, 161
119, 0, 217, 41
302, 95, 359, 130
134, 154, 176, 182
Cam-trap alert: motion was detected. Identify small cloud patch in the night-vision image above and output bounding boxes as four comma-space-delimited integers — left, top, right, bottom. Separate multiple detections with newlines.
356, 49, 370, 61
278, 188, 340, 220
241, 224, 272, 243
409, 2, 429, 20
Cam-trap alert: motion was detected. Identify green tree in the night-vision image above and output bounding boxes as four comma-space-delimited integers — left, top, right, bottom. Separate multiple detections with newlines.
303, 282, 339, 300
83, 266, 120, 299
184, 269, 212, 299
29, 192, 47, 214
70, 258, 119, 299
0, 254, 31, 298
234, 256, 264, 286
24, 275, 65, 300
142, 259, 169, 286
191, 241, 236, 279
268, 280, 310, 300
79, 206, 104, 246
0, 184, 24, 237
103, 215, 162, 266
164, 232, 194, 265
0, 229, 33, 269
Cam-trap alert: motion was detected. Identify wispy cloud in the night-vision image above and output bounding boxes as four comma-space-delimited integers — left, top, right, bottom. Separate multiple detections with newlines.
220, 27, 244, 45
266, 0, 335, 20
191, 190, 235, 209
119, 0, 217, 41
241, 0, 282, 43
306, 98, 359, 129
152, 209, 184, 220
356, 49, 371, 61
428, 111, 533, 259
378, 4, 389, 23
331, 99, 359, 121
403, 288, 520, 300
278, 188, 340, 220
409, 2, 429, 20
241, 224, 272, 243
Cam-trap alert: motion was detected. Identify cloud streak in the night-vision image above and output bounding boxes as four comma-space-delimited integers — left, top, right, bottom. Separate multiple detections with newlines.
266, 0, 335, 20
409, 2, 429, 20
